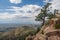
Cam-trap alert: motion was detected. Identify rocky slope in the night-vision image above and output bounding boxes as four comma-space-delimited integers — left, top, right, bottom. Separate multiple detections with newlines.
26, 13, 60, 40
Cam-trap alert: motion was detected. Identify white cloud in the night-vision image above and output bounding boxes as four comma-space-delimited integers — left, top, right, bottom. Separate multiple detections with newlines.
43, 0, 60, 12
43, 0, 49, 3
50, 0, 60, 10
10, 5, 41, 19
0, 5, 41, 20
9, 0, 22, 4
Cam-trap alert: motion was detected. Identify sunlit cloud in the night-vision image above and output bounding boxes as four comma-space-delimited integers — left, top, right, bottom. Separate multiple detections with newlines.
9, 0, 22, 4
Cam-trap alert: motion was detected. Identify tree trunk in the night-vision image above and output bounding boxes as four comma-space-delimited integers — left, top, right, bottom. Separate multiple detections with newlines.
41, 17, 45, 26
43, 19, 45, 25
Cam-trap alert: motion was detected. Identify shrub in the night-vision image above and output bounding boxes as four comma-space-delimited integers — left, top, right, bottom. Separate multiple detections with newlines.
55, 19, 60, 29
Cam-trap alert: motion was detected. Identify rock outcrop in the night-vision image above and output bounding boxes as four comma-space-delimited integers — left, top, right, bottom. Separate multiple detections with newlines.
26, 13, 60, 40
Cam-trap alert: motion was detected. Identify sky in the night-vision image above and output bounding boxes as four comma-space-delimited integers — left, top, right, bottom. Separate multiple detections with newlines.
0, 0, 60, 23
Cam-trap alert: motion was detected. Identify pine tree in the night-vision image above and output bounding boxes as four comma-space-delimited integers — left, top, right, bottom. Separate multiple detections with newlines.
35, 3, 51, 26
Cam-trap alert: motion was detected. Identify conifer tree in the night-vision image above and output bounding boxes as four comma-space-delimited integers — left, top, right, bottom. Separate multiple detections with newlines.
35, 3, 51, 26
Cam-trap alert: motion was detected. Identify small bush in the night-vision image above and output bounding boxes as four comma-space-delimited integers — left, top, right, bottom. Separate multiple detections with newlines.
41, 31, 44, 34
55, 19, 60, 29
55, 24, 60, 29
